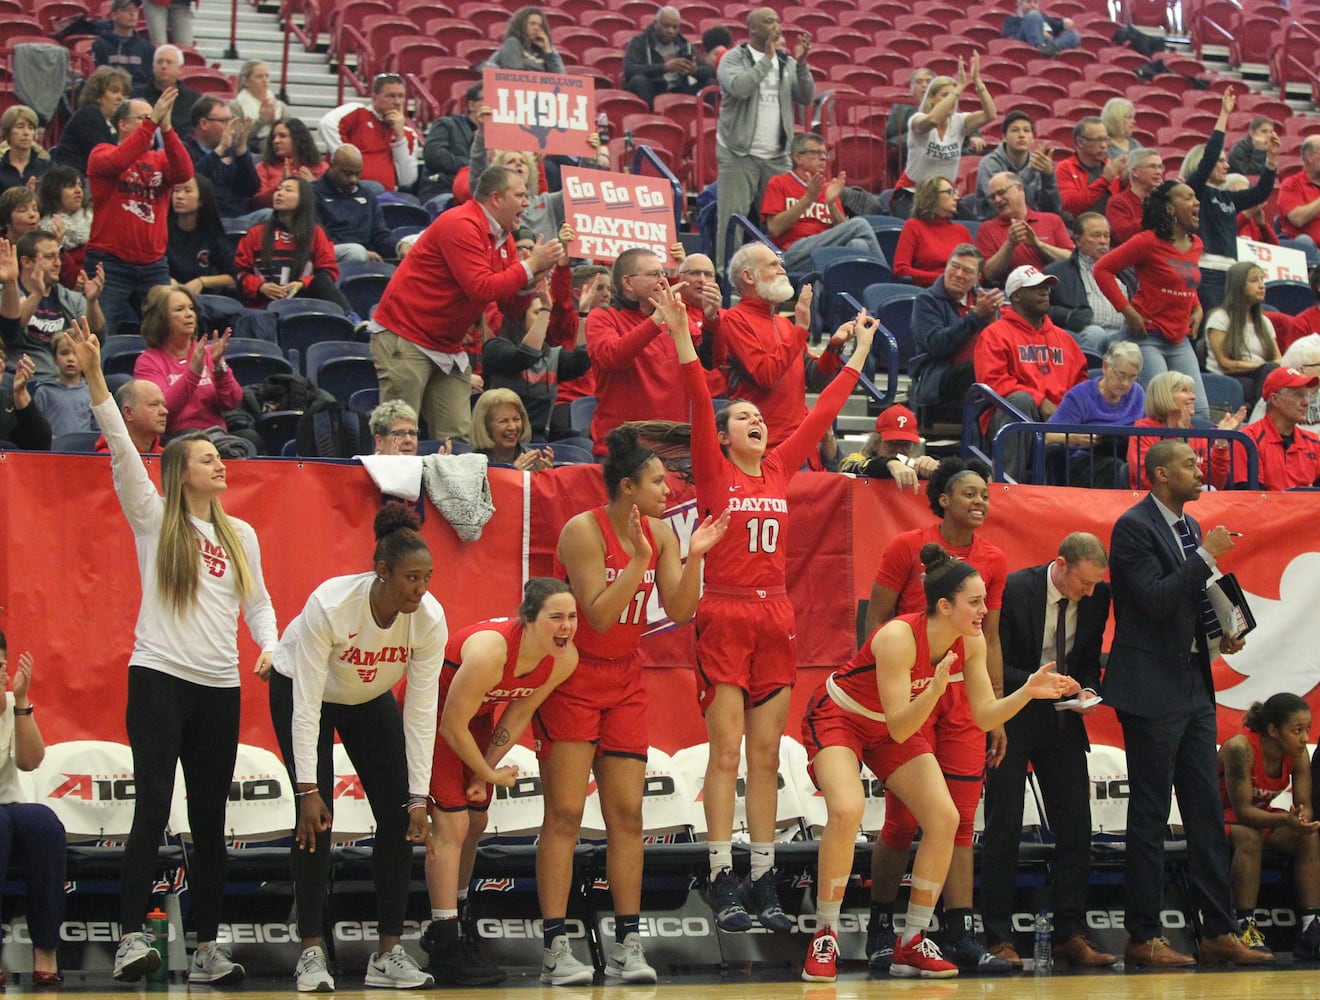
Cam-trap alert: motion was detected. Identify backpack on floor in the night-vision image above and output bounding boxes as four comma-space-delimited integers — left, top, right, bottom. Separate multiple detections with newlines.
296, 399, 373, 458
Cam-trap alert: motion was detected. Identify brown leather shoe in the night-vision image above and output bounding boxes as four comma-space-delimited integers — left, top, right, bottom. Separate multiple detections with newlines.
987, 941, 1023, 969
1198, 932, 1275, 965
1054, 933, 1116, 967
1123, 936, 1195, 967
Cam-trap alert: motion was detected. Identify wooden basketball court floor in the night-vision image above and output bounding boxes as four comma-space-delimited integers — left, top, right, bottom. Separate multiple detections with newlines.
19, 965, 1320, 997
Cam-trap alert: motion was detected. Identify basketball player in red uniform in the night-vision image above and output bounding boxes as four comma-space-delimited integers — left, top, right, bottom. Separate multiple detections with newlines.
421, 579, 579, 986
537, 422, 729, 985
799, 545, 1076, 981
667, 277, 877, 932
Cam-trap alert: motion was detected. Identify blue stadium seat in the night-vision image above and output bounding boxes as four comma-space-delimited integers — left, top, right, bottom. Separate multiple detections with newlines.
100, 335, 147, 378
222, 338, 293, 386
277, 312, 358, 374
305, 341, 375, 403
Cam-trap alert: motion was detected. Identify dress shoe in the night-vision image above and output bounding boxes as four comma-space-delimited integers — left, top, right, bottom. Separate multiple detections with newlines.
987, 941, 1023, 969
1053, 933, 1116, 967
1123, 936, 1195, 968
32, 969, 63, 986
1199, 931, 1275, 965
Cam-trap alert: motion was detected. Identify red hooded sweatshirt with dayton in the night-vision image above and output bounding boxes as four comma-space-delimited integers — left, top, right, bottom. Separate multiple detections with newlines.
87, 119, 193, 264
972, 306, 1087, 433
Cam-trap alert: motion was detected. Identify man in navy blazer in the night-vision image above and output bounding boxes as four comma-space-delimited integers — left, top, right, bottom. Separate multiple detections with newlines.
1102, 440, 1271, 967
982, 533, 1115, 968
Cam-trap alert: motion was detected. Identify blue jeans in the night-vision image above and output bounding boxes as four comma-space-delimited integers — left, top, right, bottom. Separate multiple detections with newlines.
85, 251, 171, 337
1127, 328, 1209, 421
1017, 10, 1081, 50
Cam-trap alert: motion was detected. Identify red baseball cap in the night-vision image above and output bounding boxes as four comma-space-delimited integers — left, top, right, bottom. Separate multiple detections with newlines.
1263, 366, 1320, 398
875, 404, 920, 442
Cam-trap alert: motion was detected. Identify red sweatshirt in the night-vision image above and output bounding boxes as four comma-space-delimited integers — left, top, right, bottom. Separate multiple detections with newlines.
86, 120, 193, 264
233, 221, 339, 308
719, 297, 841, 448
972, 307, 1087, 433
373, 199, 531, 354
1093, 229, 1202, 344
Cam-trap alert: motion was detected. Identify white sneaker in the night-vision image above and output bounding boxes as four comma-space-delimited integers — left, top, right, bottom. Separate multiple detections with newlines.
364, 945, 434, 990
606, 932, 657, 983
295, 945, 335, 993
540, 935, 594, 986
112, 932, 161, 983
189, 941, 246, 985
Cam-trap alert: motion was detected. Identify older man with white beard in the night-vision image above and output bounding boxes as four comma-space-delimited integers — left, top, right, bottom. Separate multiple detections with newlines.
719, 242, 856, 464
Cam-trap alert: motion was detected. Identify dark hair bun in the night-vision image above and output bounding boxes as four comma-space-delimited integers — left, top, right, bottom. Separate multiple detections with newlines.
373, 503, 421, 540
919, 542, 953, 572
606, 424, 642, 457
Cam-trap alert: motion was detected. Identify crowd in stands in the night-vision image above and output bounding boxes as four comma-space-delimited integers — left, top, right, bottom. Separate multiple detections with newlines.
0, 0, 1319, 491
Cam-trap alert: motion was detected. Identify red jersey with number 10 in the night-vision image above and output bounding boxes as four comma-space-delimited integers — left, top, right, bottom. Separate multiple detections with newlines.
555, 506, 658, 661
681, 359, 860, 590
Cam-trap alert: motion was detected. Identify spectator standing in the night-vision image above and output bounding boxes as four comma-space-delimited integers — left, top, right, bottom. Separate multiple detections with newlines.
623, 7, 715, 109
92, 0, 154, 90
145, 0, 194, 47
85, 91, 192, 336
1229, 117, 1280, 177
894, 176, 973, 286
320, 74, 419, 194
1106, 148, 1164, 247
714, 7, 814, 268
1094, 180, 1209, 419
761, 132, 887, 272
370, 165, 562, 443
972, 110, 1061, 221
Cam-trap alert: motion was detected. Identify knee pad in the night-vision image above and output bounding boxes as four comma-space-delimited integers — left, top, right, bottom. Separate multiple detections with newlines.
947, 775, 983, 848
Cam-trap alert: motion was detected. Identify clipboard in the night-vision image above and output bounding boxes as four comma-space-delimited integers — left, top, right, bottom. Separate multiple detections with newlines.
1208, 572, 1255, 640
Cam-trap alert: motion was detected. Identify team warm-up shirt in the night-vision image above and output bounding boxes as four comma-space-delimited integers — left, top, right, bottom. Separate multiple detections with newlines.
91, 396, 278, 688
554, 507, 658, 661
874, 524, 1007, 616
274, 572, 446, 797
440, 617, 556, 713
681, 358, 859, 590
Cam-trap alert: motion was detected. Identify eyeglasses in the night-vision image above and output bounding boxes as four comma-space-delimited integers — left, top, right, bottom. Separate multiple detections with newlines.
937, 187, 959, 196
680, 268, 716, 278
987, 186, 1014, 198
385, 428, 419, 438
797, 148, 828, 157
1105, 366, 1140, 384
1080, 134, 1108, 145
631, 269, 667, 280
205, 116, 234, 124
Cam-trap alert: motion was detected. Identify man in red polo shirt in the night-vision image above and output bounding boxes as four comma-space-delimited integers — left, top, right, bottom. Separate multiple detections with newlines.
1231, 366, 1320, 490
369, 165, 564, 442
976, 172, 1073, 285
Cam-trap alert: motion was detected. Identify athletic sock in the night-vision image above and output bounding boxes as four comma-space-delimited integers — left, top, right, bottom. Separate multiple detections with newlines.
543, 918, 567, 950
708, 841, 733, 879
900, 903, 934, 946
615, 914, 640, 943
748, 842, 775, 880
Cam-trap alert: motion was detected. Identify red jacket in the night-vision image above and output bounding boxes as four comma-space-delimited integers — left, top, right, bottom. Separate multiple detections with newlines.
719, 296, 841, 447
1055, 154, 1121, 218
1231, 415, 1320, 490
893, 216, 973, 286
86, 120, 193, 264
1105, 188, 1144, 247
337, 106, 419, 192
233, 222, 339, 307
373, 199, 531, 355
972, 307, 1087, 433
585, 303, 691, 455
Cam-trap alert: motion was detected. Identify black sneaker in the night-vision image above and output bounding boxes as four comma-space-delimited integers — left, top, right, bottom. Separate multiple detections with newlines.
739, 871, 794, 933
941, 933, 1013, 974
867, 919, 896, 972
1295, 919, 1320, 961
422, 919, 507, 986
706, 869, 753, 932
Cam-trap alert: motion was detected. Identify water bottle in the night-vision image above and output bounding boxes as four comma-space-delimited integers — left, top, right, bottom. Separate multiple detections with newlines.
1033, 910, 1052, 975
146, 907, 170, 984
595, 112, 611, 143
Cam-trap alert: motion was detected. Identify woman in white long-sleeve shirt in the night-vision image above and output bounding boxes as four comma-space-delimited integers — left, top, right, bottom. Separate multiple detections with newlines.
271, 504, 445, 993
72, 320, 278, 988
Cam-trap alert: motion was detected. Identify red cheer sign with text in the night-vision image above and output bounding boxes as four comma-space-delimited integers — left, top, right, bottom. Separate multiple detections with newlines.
562, 168, 677, 265
483, 68, 596, 158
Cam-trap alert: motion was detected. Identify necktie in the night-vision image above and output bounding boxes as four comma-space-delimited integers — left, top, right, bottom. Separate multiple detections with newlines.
1175, 518, 1222, 641
1054, 596, 1069, 675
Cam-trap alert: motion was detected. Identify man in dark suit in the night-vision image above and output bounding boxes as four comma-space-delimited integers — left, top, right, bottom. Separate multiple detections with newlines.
1102, 440, 1271, 967
982, 533, 1116, 968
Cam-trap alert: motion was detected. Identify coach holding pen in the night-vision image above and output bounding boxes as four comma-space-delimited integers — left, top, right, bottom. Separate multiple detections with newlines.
1101, 439, 1270, 968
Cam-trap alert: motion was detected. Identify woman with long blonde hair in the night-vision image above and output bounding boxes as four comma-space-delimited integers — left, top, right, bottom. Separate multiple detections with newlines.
70, 318, 277, 988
